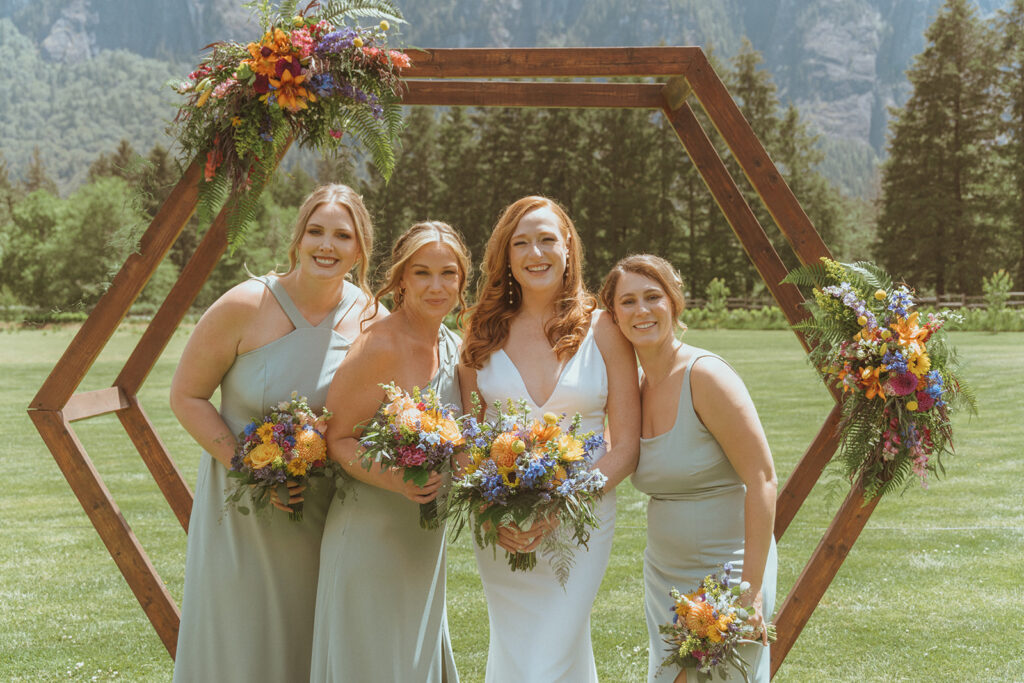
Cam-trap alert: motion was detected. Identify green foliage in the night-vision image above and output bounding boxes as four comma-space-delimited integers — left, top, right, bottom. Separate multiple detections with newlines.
982, 269, 1013, 311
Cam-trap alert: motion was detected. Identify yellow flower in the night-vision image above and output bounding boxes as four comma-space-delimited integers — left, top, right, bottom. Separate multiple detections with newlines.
256, 422, 275, 443
556, 434, 585, 462
353, 36, 364, 48
249, 442, 283, 468
286, 457, 309, 476
907, 351, 931, 377
438, 418, 464, 446
874, 289, 887, 300
293, 428, 326, 464
380, 20, 390, 30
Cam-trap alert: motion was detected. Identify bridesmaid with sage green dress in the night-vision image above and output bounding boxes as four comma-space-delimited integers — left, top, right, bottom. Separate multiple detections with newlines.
600, 255, 778, 683
309, 221, 471, 682
170, 185, 380, 682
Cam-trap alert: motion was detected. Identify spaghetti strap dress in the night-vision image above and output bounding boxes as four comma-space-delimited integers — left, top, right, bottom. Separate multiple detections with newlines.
173, 275, 361, 683
632, 348, 778, 683
473, 316, 615, 683
308, 325, 462, 683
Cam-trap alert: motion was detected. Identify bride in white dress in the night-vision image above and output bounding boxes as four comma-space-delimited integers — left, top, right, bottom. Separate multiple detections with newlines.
459, 196, 640, 682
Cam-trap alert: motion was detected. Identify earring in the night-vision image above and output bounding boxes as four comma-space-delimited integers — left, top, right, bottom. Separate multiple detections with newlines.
507, 264, 514, 305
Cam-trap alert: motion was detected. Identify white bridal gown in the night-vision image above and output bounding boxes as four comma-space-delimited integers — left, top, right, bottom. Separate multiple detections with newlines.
474, 315, 616, 683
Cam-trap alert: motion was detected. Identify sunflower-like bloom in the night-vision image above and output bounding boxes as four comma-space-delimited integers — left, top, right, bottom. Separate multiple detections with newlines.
907, 351, 931, 377
286, 456, 309, 476
293, 427, 326, 464
491, 432, 521, 469
256, 422, 275, 443
249, 442, 283, 468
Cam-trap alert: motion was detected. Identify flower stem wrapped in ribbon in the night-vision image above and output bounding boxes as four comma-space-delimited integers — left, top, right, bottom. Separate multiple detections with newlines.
659, 563, 776, 682
226, 391, 332, 522
170, 0, 409, 245
444, 395, 608, 586
358, 383, 464, 529
783, 258, 977, 498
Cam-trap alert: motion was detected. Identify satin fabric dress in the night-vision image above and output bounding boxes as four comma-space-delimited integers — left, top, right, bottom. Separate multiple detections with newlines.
308, 325, 461, 682
632, 349, 778, 683
173, 276, 361, 683
473, 318, 616, 683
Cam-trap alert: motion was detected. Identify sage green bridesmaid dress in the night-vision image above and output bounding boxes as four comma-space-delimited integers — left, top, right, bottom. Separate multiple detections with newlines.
309, 325, 461, 683
632, 348, 778, 683
173, 276, 360, 683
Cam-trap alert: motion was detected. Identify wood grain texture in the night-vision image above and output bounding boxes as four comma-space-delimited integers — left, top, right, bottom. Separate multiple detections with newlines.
774, 404, 842, 540
402, 80, 666, 108
31, 161, 202, 411
684, 52, 833, 267
770, 476, 882, 676
63, 387, 130, 423
119, 398, 194, 533
29, 409, 181, 655
403, 47, 699, 78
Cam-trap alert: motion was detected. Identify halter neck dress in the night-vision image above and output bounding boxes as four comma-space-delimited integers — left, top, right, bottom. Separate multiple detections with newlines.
309, 325, 462, 682
632, 348, 778, 683
473, 314, 615, 683
173, 275, 361, 683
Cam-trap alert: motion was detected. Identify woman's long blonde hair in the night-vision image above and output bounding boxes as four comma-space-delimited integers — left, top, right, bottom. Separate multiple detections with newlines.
461, 196, 596, 370
283, 184, 374, 297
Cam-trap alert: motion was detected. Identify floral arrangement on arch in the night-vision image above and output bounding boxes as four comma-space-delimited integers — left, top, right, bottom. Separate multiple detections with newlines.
170, 0, 408, 243
783, 258, 976, 499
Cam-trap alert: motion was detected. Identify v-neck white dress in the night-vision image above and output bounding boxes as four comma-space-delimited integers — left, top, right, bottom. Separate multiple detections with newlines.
473, 316, 615, 683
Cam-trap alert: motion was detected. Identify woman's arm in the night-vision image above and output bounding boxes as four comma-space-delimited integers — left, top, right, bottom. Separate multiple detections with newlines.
325, 332, 441, 503
169, 284, 256, 468
691, 357, 777, 630
592, 311, 641, 491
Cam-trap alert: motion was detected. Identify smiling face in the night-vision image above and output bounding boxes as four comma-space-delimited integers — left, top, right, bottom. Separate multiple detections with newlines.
399, 241, 463, 320
611, 271, 678, 349
508, 206, 570, 297
296, 202, 362, 280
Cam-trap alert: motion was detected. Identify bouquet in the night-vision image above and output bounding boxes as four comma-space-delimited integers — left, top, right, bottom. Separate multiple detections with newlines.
170, 0, 408, 244
226, 392, 331, 522
659, 563, 776, 682
783, 258, 976, 499
446, 397, 608, 586
358, 383, 464, 529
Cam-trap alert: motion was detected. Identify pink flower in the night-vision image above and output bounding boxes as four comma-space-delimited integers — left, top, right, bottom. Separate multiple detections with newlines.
914, 390, 936, 412
212, 78, 237, 99
291, 27, 314, 58
329, 130, 343, 139
389, 50, 411, 68
885, 371, 918, 397
396, 445, 426, 467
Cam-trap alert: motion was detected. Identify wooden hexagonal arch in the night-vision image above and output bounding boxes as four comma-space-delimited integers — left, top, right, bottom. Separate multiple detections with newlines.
28, 48, 882, 676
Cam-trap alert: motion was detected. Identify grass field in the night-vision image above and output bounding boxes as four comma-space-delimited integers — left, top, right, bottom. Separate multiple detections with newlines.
2, 326, 1022, 681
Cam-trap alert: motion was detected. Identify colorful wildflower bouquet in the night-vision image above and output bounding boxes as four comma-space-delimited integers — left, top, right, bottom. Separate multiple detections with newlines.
226, 392, 331, 522
659, 564, 776, 682
170, 0, 408, 243
358, 383, 464, 529
446, 397, 608, 586
783, 258, 976, 498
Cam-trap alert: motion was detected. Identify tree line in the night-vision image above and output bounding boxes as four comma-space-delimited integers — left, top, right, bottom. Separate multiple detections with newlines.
1, 40, 870, 313
878, 0, 1024, 295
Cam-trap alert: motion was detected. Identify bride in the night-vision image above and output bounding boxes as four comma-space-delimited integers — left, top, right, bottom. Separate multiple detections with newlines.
459, 196, 640, 682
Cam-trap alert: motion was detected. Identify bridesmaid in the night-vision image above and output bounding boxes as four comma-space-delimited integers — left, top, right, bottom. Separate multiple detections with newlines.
309, 221, 469, 682
459, 196, 640, 682
170, 185, 380, 682
599, 254, 778, 683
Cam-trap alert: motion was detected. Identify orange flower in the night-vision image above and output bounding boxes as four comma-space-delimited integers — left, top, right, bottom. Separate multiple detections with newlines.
891, 312, 929, 354
491, 432, 522, 469
529, 419, 560, 443
293, 428, 326, 464
859, 366, 884, 400
438, 418, 464, 446
249, 442, 283, 468
269, 68, 315, 112
685, 600, 716, 635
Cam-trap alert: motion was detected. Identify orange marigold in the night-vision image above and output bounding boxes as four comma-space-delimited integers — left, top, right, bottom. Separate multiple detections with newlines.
684, 600, 716, 635
293, 427, 326, 464
491, 432, 521, 469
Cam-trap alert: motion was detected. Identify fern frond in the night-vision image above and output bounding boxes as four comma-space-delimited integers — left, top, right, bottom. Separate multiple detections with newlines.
781, 261, 830, 288
322, 0, 405, 24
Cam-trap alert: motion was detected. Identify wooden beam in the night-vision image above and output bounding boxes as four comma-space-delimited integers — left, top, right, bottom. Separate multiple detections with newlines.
684, 52, 832, 267
403, 47, 699, 78
29, 409, 180, 655
402, 80, 666, 108
118, 397, 194, 533
662, 102, 810, 345
31, 161, 202, 411
662, 76, 691, 111
770, 476, 882, 676
774, 404, 842, 540
63, 387, 130, 423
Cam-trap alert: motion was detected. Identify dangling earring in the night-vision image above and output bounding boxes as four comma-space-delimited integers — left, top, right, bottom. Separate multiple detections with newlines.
507, 264, 514, 305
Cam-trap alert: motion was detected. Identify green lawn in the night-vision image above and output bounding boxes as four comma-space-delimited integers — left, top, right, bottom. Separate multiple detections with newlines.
2, 326, 1022, 681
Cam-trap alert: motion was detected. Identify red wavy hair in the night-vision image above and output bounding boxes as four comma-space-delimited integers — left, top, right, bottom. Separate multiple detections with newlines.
461, 196, 596, 370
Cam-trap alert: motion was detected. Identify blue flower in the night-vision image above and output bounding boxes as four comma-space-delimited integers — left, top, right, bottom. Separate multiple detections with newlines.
583, 433, 606, 457
883, 350, 908, 374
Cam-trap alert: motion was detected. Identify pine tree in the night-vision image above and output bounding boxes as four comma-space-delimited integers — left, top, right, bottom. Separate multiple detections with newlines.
23, 147, 58, 195
998, 0, 1024, 288
436, 107, 480, 247
877, 0, 1002, 294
